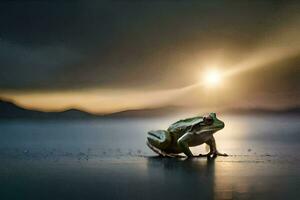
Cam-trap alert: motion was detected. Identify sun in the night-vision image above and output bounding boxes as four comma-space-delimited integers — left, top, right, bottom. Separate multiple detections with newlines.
202, 69, 222, 87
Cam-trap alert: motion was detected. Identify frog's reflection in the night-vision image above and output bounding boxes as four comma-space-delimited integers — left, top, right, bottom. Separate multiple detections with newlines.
146, 156, 216, 173
145, 157, 216, 200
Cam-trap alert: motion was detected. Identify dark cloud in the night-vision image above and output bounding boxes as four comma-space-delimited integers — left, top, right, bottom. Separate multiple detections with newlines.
0, 0, 299, 92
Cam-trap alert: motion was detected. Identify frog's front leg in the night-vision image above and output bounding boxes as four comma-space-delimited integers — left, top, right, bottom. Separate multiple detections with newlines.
177, 132, 194, 157
199, 136, 228, 157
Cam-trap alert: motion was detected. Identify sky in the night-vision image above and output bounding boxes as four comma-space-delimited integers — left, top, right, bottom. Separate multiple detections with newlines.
0, 0, 299, 113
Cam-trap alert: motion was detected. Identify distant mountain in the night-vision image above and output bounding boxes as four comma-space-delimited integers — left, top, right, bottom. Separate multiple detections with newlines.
0, 99, 299, 120
0, 100, 97, 119
0, 100, 185, 120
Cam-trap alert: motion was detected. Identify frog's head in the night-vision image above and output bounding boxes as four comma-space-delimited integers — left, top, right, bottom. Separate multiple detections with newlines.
191, 113, 225, 134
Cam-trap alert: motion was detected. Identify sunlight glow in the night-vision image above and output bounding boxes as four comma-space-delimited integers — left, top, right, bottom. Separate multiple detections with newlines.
203, 69, 222, 87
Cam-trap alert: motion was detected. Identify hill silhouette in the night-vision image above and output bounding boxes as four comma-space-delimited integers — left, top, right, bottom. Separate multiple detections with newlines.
0, 99, 299, 120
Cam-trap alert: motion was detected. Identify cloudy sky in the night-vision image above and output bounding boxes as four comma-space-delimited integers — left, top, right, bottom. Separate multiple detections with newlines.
0, 0, 299, 113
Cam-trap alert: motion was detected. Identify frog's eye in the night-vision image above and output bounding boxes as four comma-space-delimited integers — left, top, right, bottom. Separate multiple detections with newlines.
204, 116, 213, 125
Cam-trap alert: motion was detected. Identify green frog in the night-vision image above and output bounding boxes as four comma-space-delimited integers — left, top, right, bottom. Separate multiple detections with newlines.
146, 113, 228, 158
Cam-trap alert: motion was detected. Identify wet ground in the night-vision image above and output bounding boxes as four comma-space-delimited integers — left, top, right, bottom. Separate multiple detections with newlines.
0, 114, 299, 200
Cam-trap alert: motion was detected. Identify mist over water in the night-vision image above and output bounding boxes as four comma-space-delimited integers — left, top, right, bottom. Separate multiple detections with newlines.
0, 114, 300, 200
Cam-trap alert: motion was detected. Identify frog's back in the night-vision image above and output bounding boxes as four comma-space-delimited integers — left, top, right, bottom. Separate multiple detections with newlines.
167, 116, 203, 134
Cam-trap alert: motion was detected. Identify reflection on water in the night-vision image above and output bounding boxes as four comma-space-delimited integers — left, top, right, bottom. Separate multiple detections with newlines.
0, 114, 299, 200
145, 155, 300, 200
146, 157, 216, 199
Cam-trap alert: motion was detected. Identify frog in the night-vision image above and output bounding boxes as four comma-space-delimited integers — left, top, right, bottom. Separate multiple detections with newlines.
146, 113, 228, 158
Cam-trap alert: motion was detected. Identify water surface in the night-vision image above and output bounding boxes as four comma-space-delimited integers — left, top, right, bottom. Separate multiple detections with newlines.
0, 114, 299, 200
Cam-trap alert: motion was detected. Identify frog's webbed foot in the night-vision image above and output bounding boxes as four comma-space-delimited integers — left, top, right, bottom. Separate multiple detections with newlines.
198, 151, 228, 158
210, 151, 228, 157
205, 137, 228, 158
215, 152, 228, 157
197, 153, 212, 157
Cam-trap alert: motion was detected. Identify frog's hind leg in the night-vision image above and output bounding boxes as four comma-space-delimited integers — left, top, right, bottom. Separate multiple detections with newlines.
147, 130, 172, 157
146, 141, 171, 157
146, 142, 182, 158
